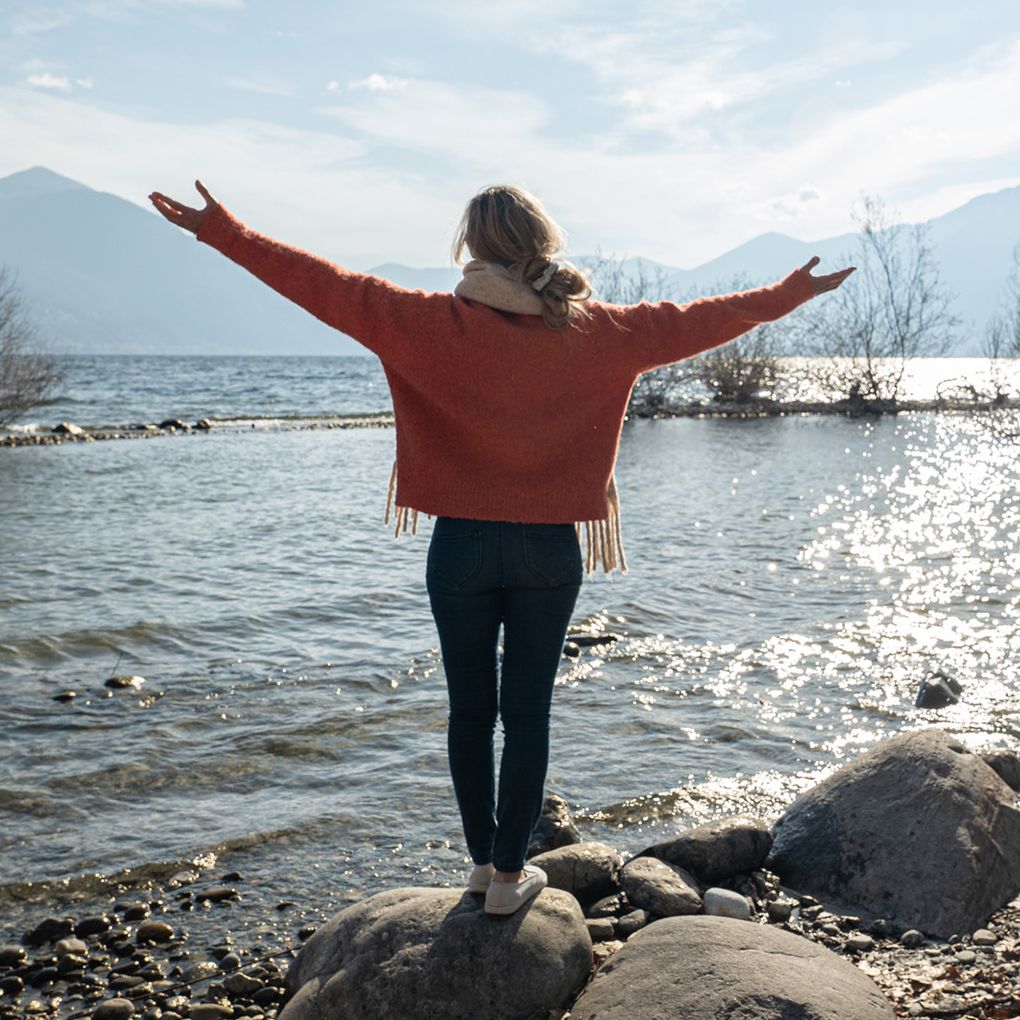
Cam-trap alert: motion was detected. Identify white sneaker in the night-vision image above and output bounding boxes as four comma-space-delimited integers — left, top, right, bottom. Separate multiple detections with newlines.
467, 863, 495, 894
484, 865, 548, 915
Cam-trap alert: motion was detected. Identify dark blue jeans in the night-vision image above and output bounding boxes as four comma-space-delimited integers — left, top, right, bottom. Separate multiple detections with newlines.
426, 516, 583, 873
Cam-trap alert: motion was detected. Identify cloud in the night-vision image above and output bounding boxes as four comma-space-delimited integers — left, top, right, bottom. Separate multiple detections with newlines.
347, 73, 408, 93
224, 76, 293, 97
26, 73, 71, 91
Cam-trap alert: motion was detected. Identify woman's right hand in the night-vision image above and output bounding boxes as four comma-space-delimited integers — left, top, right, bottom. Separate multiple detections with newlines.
148, 180, 218, 235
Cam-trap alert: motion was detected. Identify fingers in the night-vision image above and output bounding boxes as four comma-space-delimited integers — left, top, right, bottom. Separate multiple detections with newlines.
800, 255, 820, 273
194, 179, 216, 207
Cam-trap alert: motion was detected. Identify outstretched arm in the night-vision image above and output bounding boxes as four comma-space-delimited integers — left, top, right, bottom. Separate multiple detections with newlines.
613, 258, 854, 375
148, 181, 436, 364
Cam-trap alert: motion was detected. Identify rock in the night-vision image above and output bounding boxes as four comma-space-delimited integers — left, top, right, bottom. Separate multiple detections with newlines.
766, 897, 795, 922
182, 961, 220, 983
77, 915, 112, 938
0, 944, 27, 966
899, 929, 926, 948
190, 1006, 233, 1020
561, 641, 581, 658
55, 937, 88, 957
585, 918, 616, 942
119, 902, 150, 920
219, 952, 240, 971
568, 914, 896, 1020
105, 675, 145, 691
0, 975, 24, 995
615, 909, 649, 937
92, 998, 135, 1020
527, 842, 623, 908
635, 814, 772, 883
195, 419, 213, 430
971, 928, 997, 945
223, 972, 263, 997
846, 934, 876, 952
954, 949, 977, 964
915, 670, 962, 708
980, 748, 1020, 792
591, 939, 624, 969
52, 422, 85, 436
158, 419, 190, 431
24, 916, 75, 947
565, 632, 621, 648
766, 728, 1020, 938
280, 886, 591, 1020
526, 793, 581, 857
585, 893, 626, 918
196, 887, 240, 904
52, 690, 78, 703
136, 921, 174, 944
620, 857, 702, 917
703, 887, 752, 920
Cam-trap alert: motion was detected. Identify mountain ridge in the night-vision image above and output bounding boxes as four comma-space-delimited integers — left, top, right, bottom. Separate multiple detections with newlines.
1, 167, 1017, 355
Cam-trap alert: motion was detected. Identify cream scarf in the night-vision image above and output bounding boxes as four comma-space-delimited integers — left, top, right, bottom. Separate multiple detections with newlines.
383, 261, 628, 575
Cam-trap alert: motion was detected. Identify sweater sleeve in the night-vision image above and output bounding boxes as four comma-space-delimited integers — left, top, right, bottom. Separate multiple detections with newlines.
195, 203, 433, 363
607, 269, 816, 375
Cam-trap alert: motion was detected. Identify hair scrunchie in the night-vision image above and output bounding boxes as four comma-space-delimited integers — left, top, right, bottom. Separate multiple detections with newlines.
531, 262, 558, 291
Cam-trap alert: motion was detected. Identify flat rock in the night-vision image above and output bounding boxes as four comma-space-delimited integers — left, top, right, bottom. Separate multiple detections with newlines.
569, 914, 895, 1020
528, 841, 623, 908
635, 814, 773, 883
767, 728, 1020, 938
620, 856, 701, 917
280, 886, 591, 1020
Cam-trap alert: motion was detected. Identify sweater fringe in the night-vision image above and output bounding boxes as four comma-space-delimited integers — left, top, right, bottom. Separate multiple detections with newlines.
383, 458, 627, 576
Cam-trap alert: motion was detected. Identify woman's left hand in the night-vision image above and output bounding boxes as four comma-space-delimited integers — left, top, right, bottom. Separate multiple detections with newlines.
148, 180, 218, 235
799, 256, 856, 296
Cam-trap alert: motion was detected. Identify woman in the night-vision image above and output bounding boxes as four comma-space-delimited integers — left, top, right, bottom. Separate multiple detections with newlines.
148, 181, 853, 916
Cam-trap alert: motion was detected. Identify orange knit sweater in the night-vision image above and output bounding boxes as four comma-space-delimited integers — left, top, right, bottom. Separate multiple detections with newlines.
196, 204, 816, 573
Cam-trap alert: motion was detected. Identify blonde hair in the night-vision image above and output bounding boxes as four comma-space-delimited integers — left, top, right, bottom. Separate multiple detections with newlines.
452, 184, 592, 329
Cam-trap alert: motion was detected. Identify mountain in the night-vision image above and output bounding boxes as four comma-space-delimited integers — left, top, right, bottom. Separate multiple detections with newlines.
0, 167, 367, 355
0, 166, 1016, 355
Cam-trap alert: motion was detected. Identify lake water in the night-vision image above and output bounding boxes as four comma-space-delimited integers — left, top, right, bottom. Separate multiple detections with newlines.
1, 355, 1018, 953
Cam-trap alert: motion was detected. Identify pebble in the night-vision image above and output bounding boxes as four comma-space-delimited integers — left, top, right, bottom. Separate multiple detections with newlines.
561, 641, 581, 658
971, 928, 997, 945
219, 952, 241, 971
900, 929, 926, 948
54, 937, 89, 957
0, 945, 27, 967
223, 972, 263, 996
92, 998, 135, 1020
954, 949, 977, 964
0, 975, 25, 995
196, 887, 240, 904
190, 1005, 234, 1019
105, 675, 146, 691
136, 921, 174, 944
52, 690, 78, 702
77, 915, 113, 938
182, 961, 220, 983
24, 916, 75, 946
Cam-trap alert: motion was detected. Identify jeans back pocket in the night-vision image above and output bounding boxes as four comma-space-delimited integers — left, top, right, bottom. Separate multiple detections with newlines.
522, 526, 583, 586
426, 529, 483, 591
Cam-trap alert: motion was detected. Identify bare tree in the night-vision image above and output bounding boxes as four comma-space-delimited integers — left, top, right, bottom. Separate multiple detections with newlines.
586, 252, 687, 416
981, 243, 1020, 401
794, 196, 957, 410
0, 267, 64, 427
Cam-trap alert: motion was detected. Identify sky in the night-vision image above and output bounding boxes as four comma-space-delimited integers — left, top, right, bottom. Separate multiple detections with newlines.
2, 0, 1020, 271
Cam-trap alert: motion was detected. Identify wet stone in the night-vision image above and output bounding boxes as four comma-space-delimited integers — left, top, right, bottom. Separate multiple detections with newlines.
119, 903, 150, 921
52, 690, 78, 702
0, 946, 26, 967
92, 998, 135, 1020
136, 922, 174, 945
0, 976, 24, 995
196, 888, 239, 905
190, 1003, 234, 1019
219, 953, 240, 972
24, 917, 75, 947
55, 937, 89, 957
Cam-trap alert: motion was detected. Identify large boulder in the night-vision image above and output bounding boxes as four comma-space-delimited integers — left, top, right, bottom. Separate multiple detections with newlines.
620, 857, 702, 917
568, 914, 894, 1019
635, 814, 773, 883
527, 841, 623, 908
280, 886, 591, 1020
767, 727, 1020, 937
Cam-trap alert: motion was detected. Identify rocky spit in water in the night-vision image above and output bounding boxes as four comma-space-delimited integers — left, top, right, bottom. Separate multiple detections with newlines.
3, 729, 1019, 1020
